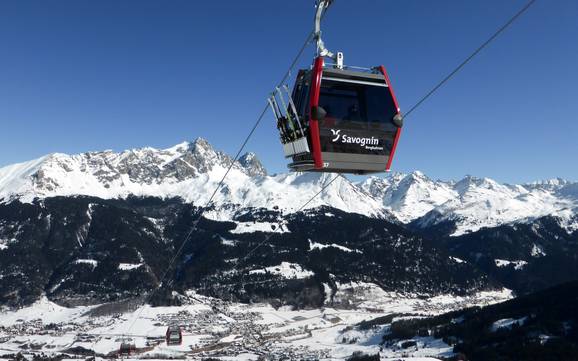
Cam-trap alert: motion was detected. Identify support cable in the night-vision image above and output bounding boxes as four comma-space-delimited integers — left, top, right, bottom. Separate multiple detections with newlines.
92, 0, 536, 354
404, 0, 537, 119
117, 27, 321, 341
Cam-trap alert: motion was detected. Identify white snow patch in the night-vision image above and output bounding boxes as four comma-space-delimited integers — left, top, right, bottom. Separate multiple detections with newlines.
249, 262, 314, 279
230, 221, 289, 234
118, 263, 143, 271
220, 237, 236, 246
74, 259, 98, 267
556, 209, 578, 234
538, 334, 558, 345
531, 244, 546, 257
449, 256, 466, 264
219, 334, 243, 343
495, 259, 528, 270
491, 316, 528, 332
308, 239, 361, 253
0, 296, 93, 327
380, 337, 454, 359
0, 238, 18, 250
0, 156, 50, 203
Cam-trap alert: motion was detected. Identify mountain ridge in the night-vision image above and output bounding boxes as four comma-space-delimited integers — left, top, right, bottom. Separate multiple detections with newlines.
1, 139, 577, 310
0, 138, 577, 236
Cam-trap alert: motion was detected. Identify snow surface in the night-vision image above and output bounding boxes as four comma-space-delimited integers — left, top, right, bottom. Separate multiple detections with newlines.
74, 259, 98, 267
0, 284, 513, 360
361, 172, 578, 236
0, 156, 50, 203
361, 171, 457, 224
0, 296, 92, 327
330, 282, 512, 314
118, 263, 143, 271
490, 316, 528, 332
1, 140, 576, 235
531, 244, 546, 257
0, 140, 387, 220
495, 259, 528, 270
555, 208, 578, 234
220, 237, 236, 246
0, 238, 16, 250
449, 256, 466, 264
230, 221, 289, 234
248, 262, 314, 279
309, 239, 361, 253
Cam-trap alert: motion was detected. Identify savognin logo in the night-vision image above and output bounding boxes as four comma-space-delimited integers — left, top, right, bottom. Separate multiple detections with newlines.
330, 129, 383, 151
330, 129, 341, 142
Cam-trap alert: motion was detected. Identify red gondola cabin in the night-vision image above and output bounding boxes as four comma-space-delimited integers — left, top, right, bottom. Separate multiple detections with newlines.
268, 1, 403, 175
283, 57, 403, 174
119, 342, 136, 355
166, 326, 182, 346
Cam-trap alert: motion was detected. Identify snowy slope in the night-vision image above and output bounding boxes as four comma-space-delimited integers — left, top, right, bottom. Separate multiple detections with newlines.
414, 176, 576, 236
0, 138, 576, 234
360, 173, 578, 236
0, 287, 512, 360
0, 139, 387, 219
360, 171, 457, 223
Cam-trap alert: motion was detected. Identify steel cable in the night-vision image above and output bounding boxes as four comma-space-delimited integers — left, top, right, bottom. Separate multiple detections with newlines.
404, 0, 537, 119
116, 31, 320, 343
91, 0, 537, 354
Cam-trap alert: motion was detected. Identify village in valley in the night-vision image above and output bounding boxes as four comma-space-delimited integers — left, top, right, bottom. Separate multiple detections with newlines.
0, 284, 512, 360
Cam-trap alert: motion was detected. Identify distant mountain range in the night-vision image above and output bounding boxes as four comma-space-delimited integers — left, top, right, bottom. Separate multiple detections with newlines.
0, 139, 388, 219
1, 138, 577, 236
0, 139, 577, 308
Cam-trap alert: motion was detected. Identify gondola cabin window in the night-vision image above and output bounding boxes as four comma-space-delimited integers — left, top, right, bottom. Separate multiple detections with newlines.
318, 78, 397, 131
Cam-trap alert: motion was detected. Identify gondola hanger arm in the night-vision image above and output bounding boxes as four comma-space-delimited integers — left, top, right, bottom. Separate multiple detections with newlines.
314, 0, 343, 68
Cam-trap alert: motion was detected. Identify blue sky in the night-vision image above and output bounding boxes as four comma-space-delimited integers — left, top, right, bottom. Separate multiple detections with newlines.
0, 0, 576, 183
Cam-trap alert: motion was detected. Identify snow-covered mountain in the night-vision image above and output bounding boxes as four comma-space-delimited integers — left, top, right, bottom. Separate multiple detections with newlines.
1, 140, 576, 360
360, 172, 578, 236
359, 171, 457, 223
0, 138, 387, 219
0, 138, 576, 235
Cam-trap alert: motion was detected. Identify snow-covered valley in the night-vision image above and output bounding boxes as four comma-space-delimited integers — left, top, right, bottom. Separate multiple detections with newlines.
0, 285, 512, 360
1, 139, 577, 360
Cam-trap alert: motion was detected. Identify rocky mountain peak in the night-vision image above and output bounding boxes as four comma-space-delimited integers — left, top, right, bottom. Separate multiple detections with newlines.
191, 137, 213, 153
238, 152, 267, 177
454, 175, 502, 194
165, 141, 192, 153
407, 170, 426, 179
